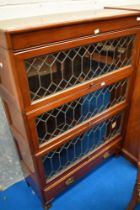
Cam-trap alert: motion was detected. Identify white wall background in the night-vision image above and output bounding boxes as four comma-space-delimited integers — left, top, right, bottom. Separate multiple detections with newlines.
0, 0, 140, 20
0, 0, 140, 189
0, 0, 139, 7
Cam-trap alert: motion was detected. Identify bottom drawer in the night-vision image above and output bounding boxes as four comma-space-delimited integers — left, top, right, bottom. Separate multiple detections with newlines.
44, 137, 121, 202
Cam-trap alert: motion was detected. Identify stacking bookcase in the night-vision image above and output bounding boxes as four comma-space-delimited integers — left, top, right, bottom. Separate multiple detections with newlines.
0, 8, 140, 209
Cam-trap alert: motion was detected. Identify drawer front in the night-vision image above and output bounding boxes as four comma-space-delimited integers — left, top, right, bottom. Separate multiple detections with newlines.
35, 78, 128, 145
24, 35, 134, 103
41, 111, 124, 182
11, 16, 139, 50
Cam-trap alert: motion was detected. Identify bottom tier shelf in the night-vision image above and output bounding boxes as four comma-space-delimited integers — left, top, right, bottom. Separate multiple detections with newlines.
42, 112, 124, 182
43, 136, 122, 202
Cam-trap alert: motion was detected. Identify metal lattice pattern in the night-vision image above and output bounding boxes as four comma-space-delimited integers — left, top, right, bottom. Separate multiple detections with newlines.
36, 79, 128, 144
42, 112, 124, 181
25, 35, 134, 101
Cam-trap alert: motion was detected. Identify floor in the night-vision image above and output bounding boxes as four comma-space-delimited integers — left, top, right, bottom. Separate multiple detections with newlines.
0, 156, 140, 210
0, 99, 23, 190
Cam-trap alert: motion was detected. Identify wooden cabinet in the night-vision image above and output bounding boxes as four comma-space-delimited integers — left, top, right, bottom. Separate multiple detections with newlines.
0, 8, 140, 209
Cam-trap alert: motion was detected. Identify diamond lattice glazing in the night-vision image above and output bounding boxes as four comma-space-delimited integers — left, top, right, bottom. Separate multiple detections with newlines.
42, 112, 124, 181
25, 35, 134, 101
36, 79, 128, 144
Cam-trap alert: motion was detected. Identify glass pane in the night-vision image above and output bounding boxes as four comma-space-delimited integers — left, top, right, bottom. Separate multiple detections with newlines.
42, 112, 124, 181
25, 35, 134, 102
36, 79, 128, 144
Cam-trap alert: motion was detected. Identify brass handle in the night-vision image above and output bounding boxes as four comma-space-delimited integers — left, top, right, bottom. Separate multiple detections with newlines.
103, 151, 110, 159
89, 82, 96, 88
65, 177, 74, 186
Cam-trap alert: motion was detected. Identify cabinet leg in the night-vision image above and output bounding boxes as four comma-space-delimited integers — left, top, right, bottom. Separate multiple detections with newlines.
44, 203, 52, 210
114, 153, 120, 158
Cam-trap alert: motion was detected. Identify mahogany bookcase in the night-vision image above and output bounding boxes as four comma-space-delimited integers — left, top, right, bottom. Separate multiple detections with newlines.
0, 8, 140, 210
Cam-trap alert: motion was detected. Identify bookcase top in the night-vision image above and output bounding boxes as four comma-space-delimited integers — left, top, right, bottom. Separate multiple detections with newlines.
0, 8, 139, 33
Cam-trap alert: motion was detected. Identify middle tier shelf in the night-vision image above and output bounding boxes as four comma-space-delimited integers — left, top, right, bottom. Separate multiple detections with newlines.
35, 78, 128, 145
